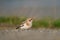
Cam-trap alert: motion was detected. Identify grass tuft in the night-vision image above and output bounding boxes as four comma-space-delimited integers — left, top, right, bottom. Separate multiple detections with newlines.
0, 16, 60, 29
52, 19, 60, 28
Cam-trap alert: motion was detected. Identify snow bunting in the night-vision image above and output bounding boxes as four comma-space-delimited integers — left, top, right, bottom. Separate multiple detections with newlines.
16, 18, 33, 30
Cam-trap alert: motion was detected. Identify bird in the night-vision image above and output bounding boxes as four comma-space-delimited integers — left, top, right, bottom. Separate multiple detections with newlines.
16, 18, 33, 30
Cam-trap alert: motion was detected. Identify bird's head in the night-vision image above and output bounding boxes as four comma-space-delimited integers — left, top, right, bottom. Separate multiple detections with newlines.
26, 17, 33, 22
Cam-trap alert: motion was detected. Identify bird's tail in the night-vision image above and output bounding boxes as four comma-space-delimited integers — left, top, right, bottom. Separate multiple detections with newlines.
16, 26, 20, 29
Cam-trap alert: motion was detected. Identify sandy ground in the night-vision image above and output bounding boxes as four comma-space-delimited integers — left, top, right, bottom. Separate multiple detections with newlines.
0, 29, 60, 40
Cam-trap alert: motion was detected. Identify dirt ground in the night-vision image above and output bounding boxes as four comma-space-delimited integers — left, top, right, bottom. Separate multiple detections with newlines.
0, 29, 60, 40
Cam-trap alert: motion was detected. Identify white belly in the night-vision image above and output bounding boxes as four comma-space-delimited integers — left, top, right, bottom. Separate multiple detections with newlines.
20, 23, 32, 30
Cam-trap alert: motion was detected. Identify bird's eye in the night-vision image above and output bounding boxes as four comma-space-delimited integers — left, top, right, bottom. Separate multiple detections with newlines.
29, 20, 31, 21
29, 19, 32, 21
30, 19, 32, 20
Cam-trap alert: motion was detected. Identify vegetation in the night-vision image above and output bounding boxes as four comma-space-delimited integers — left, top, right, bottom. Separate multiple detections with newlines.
52, 19, 60, 28
0, 16, 27, 25
0, 16, 60, 29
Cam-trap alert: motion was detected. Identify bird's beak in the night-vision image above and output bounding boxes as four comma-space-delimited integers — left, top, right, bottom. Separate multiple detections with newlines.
31, 17, 36, 20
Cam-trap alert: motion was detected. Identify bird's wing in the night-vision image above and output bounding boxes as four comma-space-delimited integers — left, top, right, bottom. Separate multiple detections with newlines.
16, 21, 26, 29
